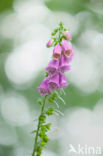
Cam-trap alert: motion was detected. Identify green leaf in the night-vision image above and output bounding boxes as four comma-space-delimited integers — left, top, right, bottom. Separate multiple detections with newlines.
39, 133, 44, 138
36, 151, 41, 156
52, 91, 59, 98
64, 28, 68, 31
41, 125, 47, 132
59, 21, 64, 27
42, 135, 49, 143
45, 72, 49, 77
48, 97, 54, 103
45, 123, 51, 130
46, 107, 54, 116
39, 114, 46, 123
41, 141, 46, 147
51, 32, 56, 36
54, 28, 58, 33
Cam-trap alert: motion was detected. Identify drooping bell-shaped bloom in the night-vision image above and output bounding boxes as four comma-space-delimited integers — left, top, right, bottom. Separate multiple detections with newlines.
46, 39, 53, 48
63, 31, 71, 40
59, 74, 68, 89
53, 44, 62, 60
37, 77, 49, 96
46, 59, 59, 76
62, 39, 72, 58
48, 74, 60, 91
59, 54, 71, 74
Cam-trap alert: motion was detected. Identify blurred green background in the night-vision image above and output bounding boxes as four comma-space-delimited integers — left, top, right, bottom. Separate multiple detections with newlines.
0, 0, 103, 156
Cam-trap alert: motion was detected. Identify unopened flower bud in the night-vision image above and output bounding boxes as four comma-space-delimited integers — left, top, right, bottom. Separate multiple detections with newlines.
63, 31, 71, 40
46, 39, 53, 48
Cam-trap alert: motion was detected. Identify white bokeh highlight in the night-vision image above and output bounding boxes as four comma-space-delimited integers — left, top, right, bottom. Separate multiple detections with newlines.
60, 99, 103, 156
5, 41, 50, 85
0, 93, 31, 126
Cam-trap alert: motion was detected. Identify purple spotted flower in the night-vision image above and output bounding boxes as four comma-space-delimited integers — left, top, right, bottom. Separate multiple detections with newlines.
59, 74, 68, 88
48, 74, 59, 91
53, 44, 62, 60
62, 39, 72, 58
59, 54, 71, 74
38, 24, 74, 96
46, 39, 53, 48
46, 59, 59, 76
63, 31, 71, 40
34, 23, 76, 156
37, 77, 49, 96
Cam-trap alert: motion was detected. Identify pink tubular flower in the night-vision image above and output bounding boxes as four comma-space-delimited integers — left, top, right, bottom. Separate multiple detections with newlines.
53, 44, 62, 60
46, 39, 53, 47
63, 31, 71, 40
48, 74, 59, 91
59, 74, 68, 88
62, 39, 72, 58
59, 55, 71, 74
37, 78, 49, 96
46, 59, 59, 76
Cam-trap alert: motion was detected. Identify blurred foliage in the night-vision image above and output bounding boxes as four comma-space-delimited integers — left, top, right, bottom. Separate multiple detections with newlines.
45, 0, 103, 33
45, 0, 90, 14
0, 0, 13, 12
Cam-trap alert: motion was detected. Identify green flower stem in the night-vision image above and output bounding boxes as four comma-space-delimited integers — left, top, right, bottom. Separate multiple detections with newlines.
32, 22, 68, 156
32, 95, 47, 156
